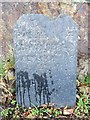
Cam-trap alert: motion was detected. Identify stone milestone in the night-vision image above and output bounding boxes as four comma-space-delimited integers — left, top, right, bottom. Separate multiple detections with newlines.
13, 14, 78, 107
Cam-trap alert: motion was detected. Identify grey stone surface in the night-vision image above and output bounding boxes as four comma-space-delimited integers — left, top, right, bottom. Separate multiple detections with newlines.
13, 14, 78, 108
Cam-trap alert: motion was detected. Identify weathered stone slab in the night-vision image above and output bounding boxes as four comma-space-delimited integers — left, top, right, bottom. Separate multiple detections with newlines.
13, 14, 78, 107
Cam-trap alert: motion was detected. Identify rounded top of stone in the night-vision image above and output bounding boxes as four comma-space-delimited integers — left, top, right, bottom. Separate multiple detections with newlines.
14, 13, 78, 29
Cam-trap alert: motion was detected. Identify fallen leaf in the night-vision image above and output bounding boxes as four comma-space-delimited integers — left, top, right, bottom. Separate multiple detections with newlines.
63, 108, 74, 115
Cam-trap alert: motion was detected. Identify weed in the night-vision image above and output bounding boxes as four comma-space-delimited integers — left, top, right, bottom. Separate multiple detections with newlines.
84, 75, 90, 84
53, 109, 62, 117
0, 60, 4, 78
75, 93, 90, 116
0, 107, 14, 118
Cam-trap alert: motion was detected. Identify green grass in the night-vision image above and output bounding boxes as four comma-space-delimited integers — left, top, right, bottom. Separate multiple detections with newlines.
0, 60, 4, 78
82, 75, 90, 84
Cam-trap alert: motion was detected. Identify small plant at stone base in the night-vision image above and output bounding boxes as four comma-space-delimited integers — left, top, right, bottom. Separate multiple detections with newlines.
75, 93, 90, 116
30, 103, 40, 116
11, 100, 17, 105
0, 107, 15, 119
82, 75, 90, 85
31, 108, 40, 116
53, 109, 62, 117
30, 103, 51, 117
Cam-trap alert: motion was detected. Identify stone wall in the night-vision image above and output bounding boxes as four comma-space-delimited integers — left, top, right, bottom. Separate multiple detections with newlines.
1, 2, 89, 79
